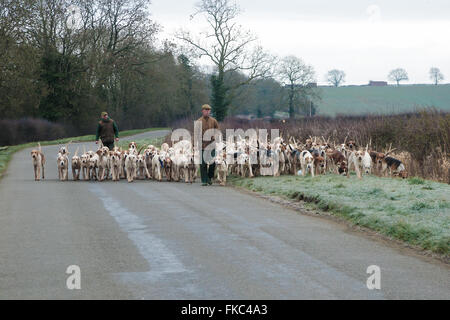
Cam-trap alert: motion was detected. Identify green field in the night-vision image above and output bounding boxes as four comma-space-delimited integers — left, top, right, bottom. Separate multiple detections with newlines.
229, 174, 450, 258
317, 84, 450, 116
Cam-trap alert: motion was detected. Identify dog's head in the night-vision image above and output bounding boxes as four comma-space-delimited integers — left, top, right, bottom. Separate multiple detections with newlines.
137, 154, 145, 164
127, 154, 137, 164
399, 170, 408, 179
101, 146, 109, 156
57, 154, 68, 168
304, 153, 314, 170
314, 155, 325, 169
338, 160, 348, 175
110, 151, 121, 163
128, 142, 137, 151
71, 155, 80, 165
31, 150, 40, 160
346, 140, 357, 151
376, 153, 386, 166
80, 154, 89, 165
355, 150, 364, 162
88, 155, 98, 167
59, 146, 68, 155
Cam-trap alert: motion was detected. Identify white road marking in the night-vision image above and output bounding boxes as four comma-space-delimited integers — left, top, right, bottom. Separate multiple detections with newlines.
90, 184, 187, 280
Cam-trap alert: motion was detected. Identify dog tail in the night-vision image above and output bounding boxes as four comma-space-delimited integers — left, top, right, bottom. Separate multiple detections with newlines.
38, 142, 41, 153
137, 145, 146, 155
74, 147, 79, 157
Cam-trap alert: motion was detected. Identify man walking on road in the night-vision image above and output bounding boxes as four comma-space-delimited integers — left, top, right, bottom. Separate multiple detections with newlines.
95, 112, 119, 150
197, 104, 219, 186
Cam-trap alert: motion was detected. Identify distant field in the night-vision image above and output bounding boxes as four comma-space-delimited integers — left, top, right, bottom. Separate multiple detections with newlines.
316, 84, 450, 116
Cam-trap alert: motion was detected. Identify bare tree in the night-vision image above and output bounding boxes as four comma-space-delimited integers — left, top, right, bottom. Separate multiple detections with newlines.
388, 68, 409, 86
429, 67, 444, 85
175, 0, 274, 121
326, 69, 345, 87
277, 56, 316, 119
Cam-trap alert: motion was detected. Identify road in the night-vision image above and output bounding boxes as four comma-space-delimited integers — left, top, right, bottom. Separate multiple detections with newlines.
0, 130, 448, 299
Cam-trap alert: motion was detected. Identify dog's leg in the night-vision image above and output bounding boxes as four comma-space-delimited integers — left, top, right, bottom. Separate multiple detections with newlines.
40, 161, 44, 180
248, 162, 254, 178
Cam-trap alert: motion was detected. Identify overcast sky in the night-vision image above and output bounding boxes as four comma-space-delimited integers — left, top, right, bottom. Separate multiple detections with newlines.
151, 0, 450, 85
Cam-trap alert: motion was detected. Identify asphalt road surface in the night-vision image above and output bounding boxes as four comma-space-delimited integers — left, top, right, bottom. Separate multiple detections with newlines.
0, 130, 449, 299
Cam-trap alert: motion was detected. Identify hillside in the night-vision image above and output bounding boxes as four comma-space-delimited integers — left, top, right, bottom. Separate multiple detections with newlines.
316, 84, 450, 116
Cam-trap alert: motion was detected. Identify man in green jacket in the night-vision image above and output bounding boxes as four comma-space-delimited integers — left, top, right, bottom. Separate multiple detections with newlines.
95, 112, 119, 150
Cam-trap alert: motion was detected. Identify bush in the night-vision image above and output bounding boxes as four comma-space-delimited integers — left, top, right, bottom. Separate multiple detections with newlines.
0, 118, 67, 146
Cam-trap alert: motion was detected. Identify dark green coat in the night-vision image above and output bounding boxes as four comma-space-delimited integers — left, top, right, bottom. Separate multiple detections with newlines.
95, 118, 119, 143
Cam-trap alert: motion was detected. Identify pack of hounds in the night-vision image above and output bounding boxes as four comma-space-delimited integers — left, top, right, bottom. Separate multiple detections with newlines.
30, 135, 408, 183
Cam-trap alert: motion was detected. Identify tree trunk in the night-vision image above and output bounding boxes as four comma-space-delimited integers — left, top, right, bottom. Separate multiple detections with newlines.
211, 70, 227, 121
288, 83, 295, 119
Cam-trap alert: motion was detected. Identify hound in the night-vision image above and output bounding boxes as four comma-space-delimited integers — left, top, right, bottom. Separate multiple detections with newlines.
125, 153, 137, 182
215, 151, 228, 186
370, 151, 386, 175
187, 151, 198, 183
328, 150, 348, 175
346, 140, 358, 154
237, 152, 253, 178
143, 148, 154, 179
381, 156, 408, 178
71, 147, 81, 181
80, 149, 90, 181
160, 142, 170, 153
163, 153, 173, 181
362, 150, 372, 175
96, 146, 110, 181
348, 150, 365, 179
57, 152, 69, 181
88, 152, 99, 181
110, 150, 122, 181
172, 149, 188, 182
128, 142, 138, 155
300, 150, 315, 177
151, 151, 164, 181
120, 150, 129, 179
136, 154, 151, 180
312, 150, 325, 175
58, 141, 71, 157
31, 143, 45, 181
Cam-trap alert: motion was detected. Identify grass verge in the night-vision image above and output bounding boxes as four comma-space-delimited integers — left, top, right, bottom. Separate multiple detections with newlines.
229, 174, 450, 258
0, 127, 169, 179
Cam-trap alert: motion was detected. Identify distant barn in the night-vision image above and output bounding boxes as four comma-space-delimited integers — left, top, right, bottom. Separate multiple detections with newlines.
369, 80, 388, 86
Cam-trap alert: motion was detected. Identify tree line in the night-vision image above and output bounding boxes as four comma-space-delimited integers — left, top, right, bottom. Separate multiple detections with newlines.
0, 0, 324, 135
0, 0, 210, 134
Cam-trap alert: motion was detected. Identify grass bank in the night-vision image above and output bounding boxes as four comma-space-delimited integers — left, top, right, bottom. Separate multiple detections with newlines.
116, 136, 166, 150
229, 174, 450, 258
0, 127, 168, 179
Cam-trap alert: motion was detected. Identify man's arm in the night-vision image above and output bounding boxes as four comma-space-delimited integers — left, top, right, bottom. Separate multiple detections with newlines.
95, 123, 101, 141
113, 121, 119, 138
